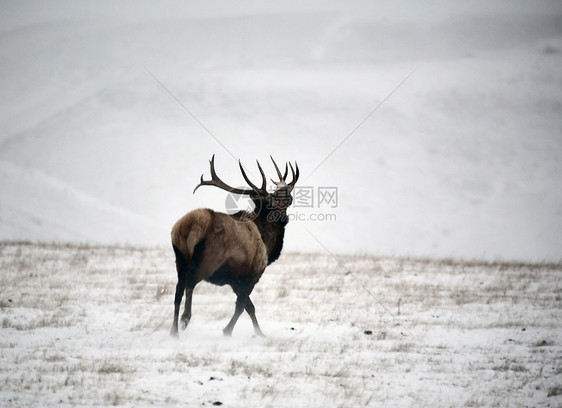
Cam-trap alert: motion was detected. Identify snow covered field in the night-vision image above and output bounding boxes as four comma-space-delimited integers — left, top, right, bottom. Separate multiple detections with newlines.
0, 242, 560, 407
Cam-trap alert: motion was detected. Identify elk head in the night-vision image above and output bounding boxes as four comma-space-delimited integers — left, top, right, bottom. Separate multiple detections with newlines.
193, 155, 299, 220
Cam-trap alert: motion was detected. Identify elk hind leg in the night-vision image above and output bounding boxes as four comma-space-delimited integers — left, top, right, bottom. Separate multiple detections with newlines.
171, 272, 185, 337
180, 285, 194, 330
171, 245, 188, 337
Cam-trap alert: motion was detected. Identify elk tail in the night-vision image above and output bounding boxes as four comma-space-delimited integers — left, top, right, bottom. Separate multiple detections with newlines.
171, 208, 213, 262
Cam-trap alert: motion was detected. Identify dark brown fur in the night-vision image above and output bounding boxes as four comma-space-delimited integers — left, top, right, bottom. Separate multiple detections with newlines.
170, 157, 298, 337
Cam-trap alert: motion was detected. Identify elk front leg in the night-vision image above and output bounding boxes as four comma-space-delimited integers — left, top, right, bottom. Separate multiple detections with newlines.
245, 297, 265, 337
223, 295, 246, 337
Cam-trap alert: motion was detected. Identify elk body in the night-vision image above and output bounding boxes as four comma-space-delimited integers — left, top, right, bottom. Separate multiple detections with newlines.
170, 155, 299, 337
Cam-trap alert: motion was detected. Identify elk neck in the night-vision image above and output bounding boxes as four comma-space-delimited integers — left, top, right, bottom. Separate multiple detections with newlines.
253, 212, 287, 265
232, 204, 288, 265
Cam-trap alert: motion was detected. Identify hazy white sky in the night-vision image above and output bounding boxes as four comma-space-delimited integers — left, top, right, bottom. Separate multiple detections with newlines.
1, 0, 561, 260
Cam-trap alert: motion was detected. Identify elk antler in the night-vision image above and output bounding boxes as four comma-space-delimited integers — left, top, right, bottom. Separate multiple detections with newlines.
270, 156, 286, 184
270, 156, 299, 190
239, 160, 268, 196
288, 161, 299, 189
193, 155, 268, 196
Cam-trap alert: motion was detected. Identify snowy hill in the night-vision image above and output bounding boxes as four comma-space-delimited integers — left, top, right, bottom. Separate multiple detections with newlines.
1, 1, 561, 260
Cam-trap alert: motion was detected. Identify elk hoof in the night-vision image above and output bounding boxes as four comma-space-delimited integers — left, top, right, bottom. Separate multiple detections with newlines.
222, 328, 233, 337
170, 328, 179, 338
180, 318, 189, 331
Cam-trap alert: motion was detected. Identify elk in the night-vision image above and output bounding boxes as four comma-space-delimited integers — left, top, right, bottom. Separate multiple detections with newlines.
170, 155, 299, 337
